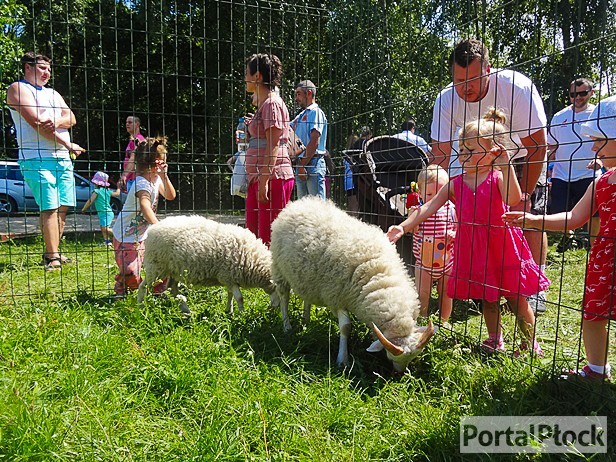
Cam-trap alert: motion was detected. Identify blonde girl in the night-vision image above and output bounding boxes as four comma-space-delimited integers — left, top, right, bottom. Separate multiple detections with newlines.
82, 171, 120, 245
388, 108, 549, 356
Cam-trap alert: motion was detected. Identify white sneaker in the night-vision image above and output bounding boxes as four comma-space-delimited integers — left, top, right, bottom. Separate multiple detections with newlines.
527, 291, 547, 315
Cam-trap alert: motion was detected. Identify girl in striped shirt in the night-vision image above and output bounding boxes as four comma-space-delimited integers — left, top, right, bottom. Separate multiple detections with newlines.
408, 165, 456, 322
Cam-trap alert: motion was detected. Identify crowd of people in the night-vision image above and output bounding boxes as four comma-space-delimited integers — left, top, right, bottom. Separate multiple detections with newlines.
6, 38, 614, 382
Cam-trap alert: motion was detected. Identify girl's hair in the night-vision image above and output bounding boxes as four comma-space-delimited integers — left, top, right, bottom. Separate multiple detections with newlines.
246, 54, 282, 89
417, 164, 449, 190
459, 107, 512, 150
135, 136, 167, 172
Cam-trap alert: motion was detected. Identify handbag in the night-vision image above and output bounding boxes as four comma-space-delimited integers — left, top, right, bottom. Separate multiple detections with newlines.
288, 126, 306, 159
230, 151, 248, 198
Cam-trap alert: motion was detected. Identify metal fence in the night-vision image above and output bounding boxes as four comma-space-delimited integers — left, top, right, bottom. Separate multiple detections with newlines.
1, 0, 615, 381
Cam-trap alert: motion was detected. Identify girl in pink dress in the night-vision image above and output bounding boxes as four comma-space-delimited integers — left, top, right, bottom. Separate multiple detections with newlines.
389, 108, 549, 356
505, 95, 616, 381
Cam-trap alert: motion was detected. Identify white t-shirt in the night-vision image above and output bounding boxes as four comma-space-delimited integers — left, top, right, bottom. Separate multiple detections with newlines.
112, 175, 162, 243
392, 131, 431, 152
547, 105, 599, 181
8, 81, 71, 160
431, 68, 547, 178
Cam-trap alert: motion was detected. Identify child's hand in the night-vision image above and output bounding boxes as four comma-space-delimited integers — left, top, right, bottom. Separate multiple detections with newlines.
489, 146, 509, 166
155, 159, 168, 174
587, 158, 604, 171
386, 225, 405, 243
502, 211, 540, 229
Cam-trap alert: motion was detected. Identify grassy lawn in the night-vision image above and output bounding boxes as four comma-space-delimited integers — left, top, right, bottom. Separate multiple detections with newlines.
0, 234, 614, 460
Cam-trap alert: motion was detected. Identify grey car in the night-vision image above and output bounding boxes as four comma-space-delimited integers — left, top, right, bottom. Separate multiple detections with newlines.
0, 160, 125, 215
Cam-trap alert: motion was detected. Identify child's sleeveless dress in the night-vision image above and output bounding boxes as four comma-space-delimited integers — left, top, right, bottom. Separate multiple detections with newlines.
583, 169, 616, 321
447, 170, 549, 302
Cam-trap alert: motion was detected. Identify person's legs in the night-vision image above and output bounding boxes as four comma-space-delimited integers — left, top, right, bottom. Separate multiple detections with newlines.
40, 208, 62, 264
582, 318, 609, 366
437, 273, 453, 322
305, 158, 327, 199
113, 238, 144, 294
482, 301, 501, 337
245, 181, 259, 238
414, 266, 433, 318
257, 178, 294, 246
295, 174, 308, 199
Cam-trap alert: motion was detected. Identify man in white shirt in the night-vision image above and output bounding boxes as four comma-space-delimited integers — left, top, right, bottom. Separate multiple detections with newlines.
393, 118, 431, 152
547, 78, 600, 251
431, 38, 548, 313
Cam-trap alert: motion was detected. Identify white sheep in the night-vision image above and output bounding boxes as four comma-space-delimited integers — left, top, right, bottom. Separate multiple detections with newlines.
270, 197, 434, 372
137, 215, 278, 314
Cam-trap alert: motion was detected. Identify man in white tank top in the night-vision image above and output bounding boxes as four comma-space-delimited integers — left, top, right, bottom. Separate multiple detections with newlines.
6, 52, 85, 270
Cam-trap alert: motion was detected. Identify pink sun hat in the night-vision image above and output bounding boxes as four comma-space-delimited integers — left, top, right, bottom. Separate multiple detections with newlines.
91, 171, 110, 187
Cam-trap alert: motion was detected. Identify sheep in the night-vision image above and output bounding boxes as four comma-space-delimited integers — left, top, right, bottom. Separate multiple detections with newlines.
137, 215, 278, 315
270, 197, 434, 372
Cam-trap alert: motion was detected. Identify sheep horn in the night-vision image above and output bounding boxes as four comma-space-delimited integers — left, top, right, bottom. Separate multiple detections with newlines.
415, 319, 435, 350
371, 322, 404, 356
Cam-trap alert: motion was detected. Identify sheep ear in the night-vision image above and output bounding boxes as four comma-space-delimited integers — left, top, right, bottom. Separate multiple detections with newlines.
366, 340, 384, 353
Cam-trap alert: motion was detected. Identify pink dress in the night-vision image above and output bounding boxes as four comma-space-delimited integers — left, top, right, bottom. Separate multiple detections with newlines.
583, 170, 616, 321
447, 170, 549, 302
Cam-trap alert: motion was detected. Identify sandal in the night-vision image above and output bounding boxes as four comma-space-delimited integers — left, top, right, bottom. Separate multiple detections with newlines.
43, 256, 62, 271
41, 254, 73, 265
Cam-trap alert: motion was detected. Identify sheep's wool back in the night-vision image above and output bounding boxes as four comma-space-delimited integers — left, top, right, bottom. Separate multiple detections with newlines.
144, 215, 273, 289
271, 197, 419, 338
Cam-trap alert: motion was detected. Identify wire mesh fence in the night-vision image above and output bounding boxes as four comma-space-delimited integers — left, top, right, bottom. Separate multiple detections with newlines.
1, 0, 615, 383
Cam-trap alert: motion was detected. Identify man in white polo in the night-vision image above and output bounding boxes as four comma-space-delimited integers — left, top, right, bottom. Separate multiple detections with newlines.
548, 78, 601, 251
431, 38, 548, 313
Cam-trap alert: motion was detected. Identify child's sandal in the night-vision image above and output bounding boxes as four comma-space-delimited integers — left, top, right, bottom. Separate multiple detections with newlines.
43, 256, 62, 271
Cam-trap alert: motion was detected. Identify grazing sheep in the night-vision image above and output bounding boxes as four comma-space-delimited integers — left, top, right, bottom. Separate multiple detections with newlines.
270, 197, 434, 372
137, 215, 278, 314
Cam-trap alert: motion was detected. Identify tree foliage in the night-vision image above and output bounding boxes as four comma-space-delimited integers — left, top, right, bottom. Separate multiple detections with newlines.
2, 0, 616, 208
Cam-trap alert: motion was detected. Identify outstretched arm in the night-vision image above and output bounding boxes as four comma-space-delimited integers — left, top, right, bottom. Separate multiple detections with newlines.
503, 177, 598, 232
82, 191, 98, 213
387, 182, 451, 243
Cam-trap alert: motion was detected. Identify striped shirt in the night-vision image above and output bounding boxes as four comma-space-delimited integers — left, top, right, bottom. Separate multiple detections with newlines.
412, 201, 456, 275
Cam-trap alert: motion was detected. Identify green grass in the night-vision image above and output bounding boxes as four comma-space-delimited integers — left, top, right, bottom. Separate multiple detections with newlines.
0, 235, 614, 460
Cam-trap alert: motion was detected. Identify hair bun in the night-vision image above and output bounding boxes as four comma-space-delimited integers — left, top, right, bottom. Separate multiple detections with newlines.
483, 107, 507, 125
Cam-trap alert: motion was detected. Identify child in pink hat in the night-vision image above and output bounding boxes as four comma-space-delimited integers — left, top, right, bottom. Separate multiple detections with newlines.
82, 171, 121, 246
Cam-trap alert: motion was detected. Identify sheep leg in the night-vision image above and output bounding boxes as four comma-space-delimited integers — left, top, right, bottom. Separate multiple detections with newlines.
226, 288, 234, 315
232, 285, 244, 312
168, 278, 191, 316
279, 285, 292, 333
137, 279, 147, 306
336, 310, 351, 367
302, 300, 311, 325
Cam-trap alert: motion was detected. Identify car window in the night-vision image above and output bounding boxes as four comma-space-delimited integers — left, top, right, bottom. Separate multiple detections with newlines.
0, 165, 24, 181
8, 166, 24, 181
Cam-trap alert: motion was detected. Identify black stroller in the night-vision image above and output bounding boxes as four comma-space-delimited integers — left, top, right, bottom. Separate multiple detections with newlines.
346, 136, 430, 269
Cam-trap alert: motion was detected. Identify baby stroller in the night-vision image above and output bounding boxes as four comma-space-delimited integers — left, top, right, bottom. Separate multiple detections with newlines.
348, 135, 430, 269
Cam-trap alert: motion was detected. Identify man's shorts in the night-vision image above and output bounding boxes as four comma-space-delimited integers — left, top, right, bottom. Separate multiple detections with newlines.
550, 177, 595, 214
19, 158, 76, 211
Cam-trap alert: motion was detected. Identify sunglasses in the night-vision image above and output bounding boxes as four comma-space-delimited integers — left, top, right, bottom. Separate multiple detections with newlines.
569, 90, 590, 98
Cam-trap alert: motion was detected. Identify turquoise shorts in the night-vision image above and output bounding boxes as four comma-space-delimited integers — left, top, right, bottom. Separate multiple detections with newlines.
98, 210, 115, 228
19, 158, 76, 211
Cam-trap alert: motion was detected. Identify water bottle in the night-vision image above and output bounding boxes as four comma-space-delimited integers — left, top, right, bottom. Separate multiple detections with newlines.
236, 117, 248, 152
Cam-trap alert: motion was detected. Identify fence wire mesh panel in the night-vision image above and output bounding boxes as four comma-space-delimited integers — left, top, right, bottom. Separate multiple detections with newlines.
1, 0, 616, 402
